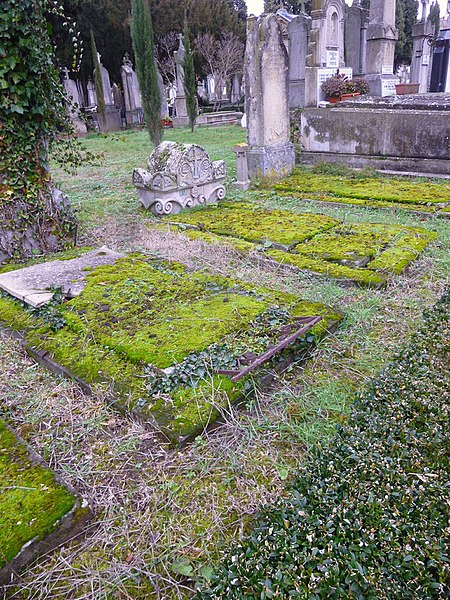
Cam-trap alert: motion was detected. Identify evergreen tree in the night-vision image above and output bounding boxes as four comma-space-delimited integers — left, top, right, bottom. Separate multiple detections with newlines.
183, 22, 197, 132
90, 30, 107, 130
131, 0, 162, 146
428, 1, 441, 37
395, 0, 419, 68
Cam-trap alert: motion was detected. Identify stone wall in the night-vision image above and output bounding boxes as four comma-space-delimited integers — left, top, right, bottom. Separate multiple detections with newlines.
300, 93, 450, 174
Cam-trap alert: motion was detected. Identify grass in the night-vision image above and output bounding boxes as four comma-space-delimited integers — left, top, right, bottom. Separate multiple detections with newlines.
0, 126, 449, 598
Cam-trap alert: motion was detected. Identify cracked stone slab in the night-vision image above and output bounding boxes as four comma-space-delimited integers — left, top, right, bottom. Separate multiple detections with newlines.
0, 247, 124, 308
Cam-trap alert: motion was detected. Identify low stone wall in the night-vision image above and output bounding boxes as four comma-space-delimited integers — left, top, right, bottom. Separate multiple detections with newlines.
300, 93, 450, 174
196, 111, 243, 127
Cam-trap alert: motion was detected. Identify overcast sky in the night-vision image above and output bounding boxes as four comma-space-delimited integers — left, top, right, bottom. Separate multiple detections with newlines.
245, 0, 449, 18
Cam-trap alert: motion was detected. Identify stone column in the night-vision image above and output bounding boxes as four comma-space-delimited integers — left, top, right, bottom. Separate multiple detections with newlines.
365, 0, 398, 96
233, 144, 251, 191
287, 14, 311, 108
410, 12, 434, 92
173, 33, 189, 126
245, 14, 295, 179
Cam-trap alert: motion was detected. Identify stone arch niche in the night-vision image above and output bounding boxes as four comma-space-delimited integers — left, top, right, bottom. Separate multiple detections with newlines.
324, 0, 345, 65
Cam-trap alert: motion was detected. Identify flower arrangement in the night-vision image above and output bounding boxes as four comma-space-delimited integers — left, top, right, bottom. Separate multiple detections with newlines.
161, 116, 173, 128
321, 71, 370, 100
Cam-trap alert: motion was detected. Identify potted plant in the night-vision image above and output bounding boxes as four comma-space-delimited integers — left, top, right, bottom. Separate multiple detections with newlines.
321, 73, 348, 103
345, 77, 370, 95
161, 116, 173, 128
395, 82, 420, 95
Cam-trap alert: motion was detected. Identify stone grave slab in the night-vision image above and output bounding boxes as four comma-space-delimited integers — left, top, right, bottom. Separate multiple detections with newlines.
166, 202, 436, 286
0, 418, 90, 584
0, 252, 341, 445
0, 247, 124, 308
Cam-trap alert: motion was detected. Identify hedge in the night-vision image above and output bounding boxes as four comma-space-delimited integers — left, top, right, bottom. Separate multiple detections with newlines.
198, 288, 450, 599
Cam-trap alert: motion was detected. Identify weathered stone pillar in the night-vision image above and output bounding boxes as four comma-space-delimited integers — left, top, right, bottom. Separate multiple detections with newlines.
410, 16, 434, 92
173, 33, 189, 126
288, 14, 311, 108
233, 143, 251, 191
245, 14, 295, 179
365, 0, 398, 96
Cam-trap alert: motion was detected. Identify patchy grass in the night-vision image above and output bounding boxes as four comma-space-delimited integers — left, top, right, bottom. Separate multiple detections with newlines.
0, 129, 449, 598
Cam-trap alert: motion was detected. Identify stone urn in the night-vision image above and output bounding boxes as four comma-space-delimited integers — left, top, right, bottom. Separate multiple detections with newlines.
133, 142, 226, 216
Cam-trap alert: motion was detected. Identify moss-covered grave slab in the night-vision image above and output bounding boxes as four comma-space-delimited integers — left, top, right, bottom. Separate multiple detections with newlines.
0, 253, 341, 445
167, 202, 436, 286
0, 418, 90, 585
272, 168, 450, 216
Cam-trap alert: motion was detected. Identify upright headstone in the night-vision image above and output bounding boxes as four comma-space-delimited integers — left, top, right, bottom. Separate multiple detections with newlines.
231, 74, 242, 104
288, 14, 311, 108
173, 33, 189, 126
120, 54, 143, 125
345, 0, 369, 76
87, 79, 97, 107
365, 0, 398, 96
62, 68, 87, 136
305, 0, 351, 106
410, 0, 434, 92
95, 55, 122, 131
245, 14, 295, 179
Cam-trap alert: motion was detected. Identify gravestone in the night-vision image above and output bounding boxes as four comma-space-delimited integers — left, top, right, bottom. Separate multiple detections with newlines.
365, 0, 398, 95
245, 14, 295, 179
345, 0, 369, 76
94, 55, 122, 131
62, 68, 87, 135
86, 79, 96, 107
410, 1, 434, 93
305, 0, 351, 106
120, 54, 143, 125
173, 33, 189, 126
133, 142, 226, 215
231, 74, 242, 104
288, 14, 311, 108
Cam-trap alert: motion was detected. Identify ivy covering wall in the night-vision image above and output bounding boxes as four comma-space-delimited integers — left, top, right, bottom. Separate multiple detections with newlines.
0, 0, 77, 262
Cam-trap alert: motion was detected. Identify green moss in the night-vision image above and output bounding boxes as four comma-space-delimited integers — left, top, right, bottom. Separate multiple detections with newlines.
0, 254, 340, 445
169, 202, 338, 248
0, 295, 34, 330
145, 376, 246, 443
183, 229, 257, 253
0, 419, 75, 567
272, 168, 450, 214
266, 249, 387, 286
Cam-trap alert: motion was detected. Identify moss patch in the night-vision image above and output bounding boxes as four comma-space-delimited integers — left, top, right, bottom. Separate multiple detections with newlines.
169, 202, 338, 248
0, 419, 75, 568
167, 203, 436, 286
272, 167, 450, 215
0, 254, 340, 445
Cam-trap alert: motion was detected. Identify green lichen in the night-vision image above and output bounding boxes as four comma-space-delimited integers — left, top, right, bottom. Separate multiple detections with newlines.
169, 202, 338, 248
0, 419, 75, 568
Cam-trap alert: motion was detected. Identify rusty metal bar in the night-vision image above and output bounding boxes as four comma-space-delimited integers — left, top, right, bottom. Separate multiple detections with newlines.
217, 315, 322, 382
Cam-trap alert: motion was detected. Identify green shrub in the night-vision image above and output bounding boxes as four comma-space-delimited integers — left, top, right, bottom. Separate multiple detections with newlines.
198, 288, 450, 599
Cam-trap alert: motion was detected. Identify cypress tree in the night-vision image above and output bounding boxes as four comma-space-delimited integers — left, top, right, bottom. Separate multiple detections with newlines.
183, 21, 197, 133
131, 0, 162, 146
90, 30, 107, 130
428, 1, 440, 38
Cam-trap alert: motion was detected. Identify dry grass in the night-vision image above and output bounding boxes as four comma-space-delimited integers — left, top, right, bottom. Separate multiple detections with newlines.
1, 129, 449, 598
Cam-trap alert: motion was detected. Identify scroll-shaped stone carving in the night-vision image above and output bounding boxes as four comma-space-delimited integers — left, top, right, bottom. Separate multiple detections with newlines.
133, 142, 226, 215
